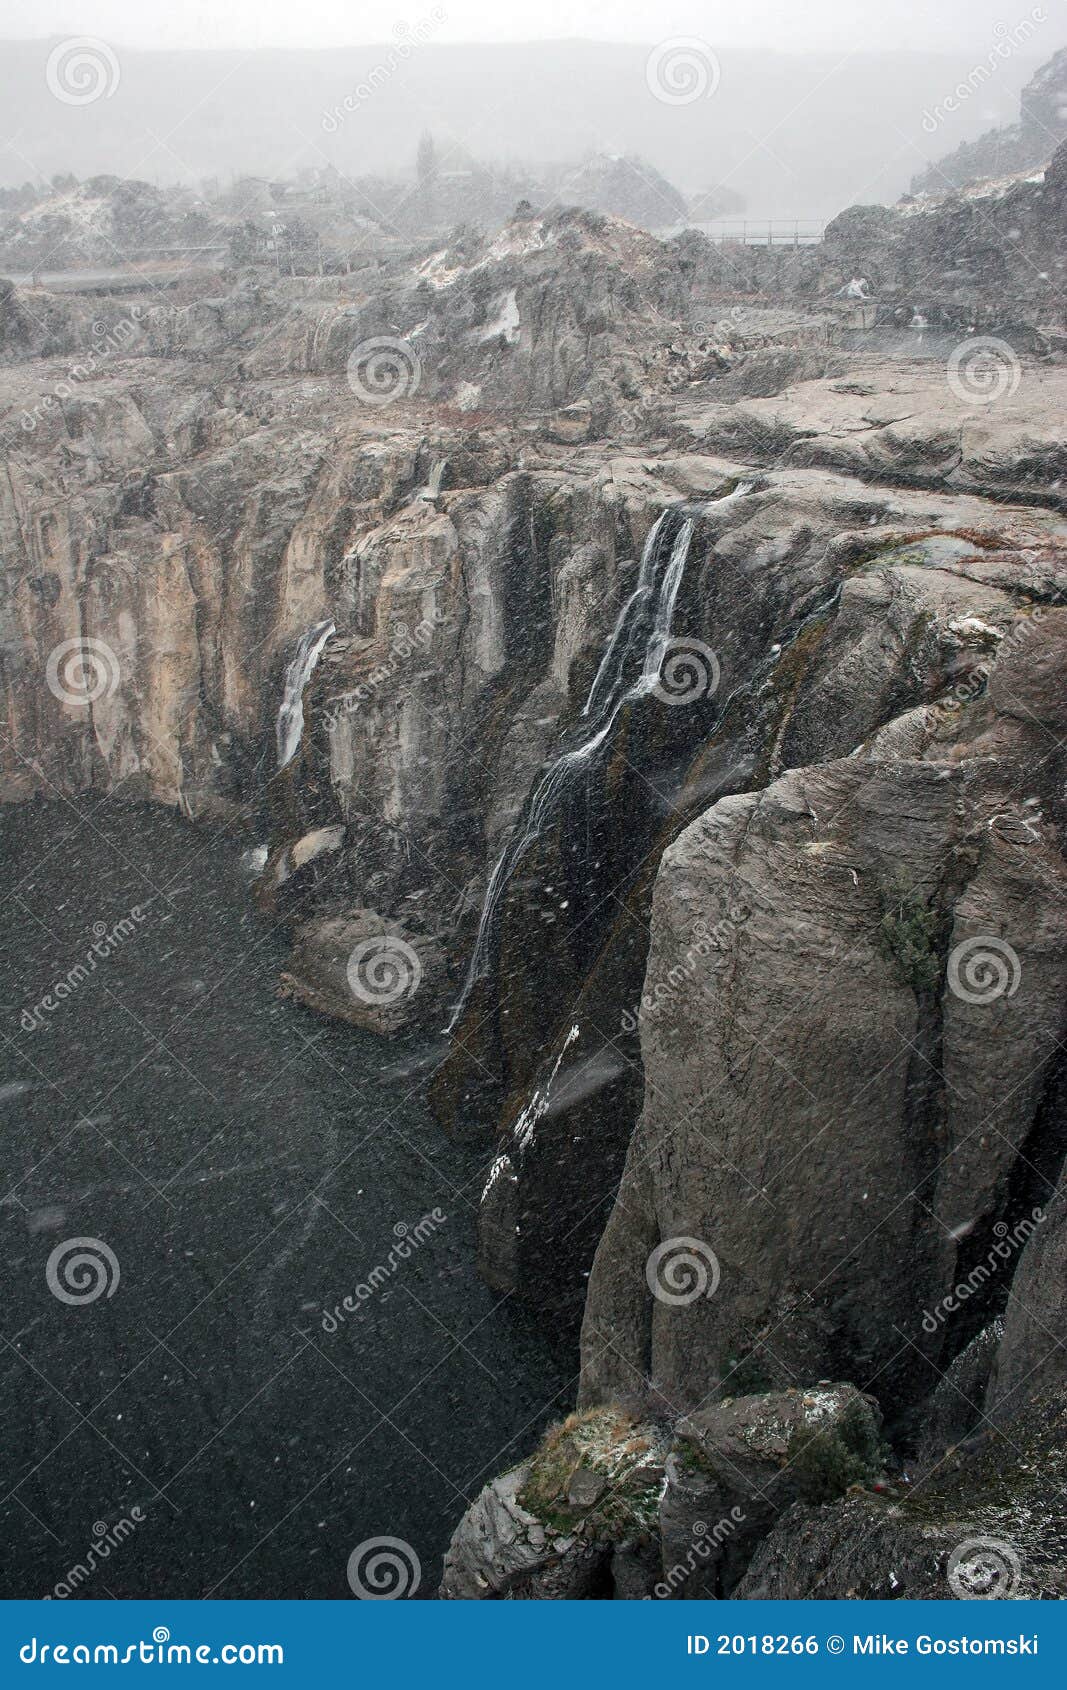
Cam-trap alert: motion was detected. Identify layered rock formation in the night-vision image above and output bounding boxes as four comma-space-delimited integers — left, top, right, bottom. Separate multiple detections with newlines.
3, 183, 1066, 1600
580, 600, 1067, 1417
446, 532, 1067, 1597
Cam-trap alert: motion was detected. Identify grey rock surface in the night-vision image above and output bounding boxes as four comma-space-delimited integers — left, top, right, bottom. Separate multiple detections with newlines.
580, 608, 1067, 1416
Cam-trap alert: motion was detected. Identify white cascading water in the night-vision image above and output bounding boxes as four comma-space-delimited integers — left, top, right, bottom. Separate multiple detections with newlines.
448, 483, 755, 1031
448, 508, 712, 1030
276, 618, 336, 770
418, 458, 448, 501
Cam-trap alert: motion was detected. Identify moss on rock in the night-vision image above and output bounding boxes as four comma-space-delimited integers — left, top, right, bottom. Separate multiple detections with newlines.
785, 1398, 887, 1503
518, 1408, 667, 1538
877, 880, 948, 994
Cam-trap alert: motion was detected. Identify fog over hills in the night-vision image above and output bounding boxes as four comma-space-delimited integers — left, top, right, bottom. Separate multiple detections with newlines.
0, 37, 1044, 220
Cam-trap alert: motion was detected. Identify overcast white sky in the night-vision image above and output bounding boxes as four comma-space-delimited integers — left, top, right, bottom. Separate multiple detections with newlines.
0, 0, 1050, 52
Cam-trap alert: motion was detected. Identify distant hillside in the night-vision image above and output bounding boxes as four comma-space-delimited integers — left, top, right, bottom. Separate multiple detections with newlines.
911, 45, 1067, 195
0, 38, 1045, 224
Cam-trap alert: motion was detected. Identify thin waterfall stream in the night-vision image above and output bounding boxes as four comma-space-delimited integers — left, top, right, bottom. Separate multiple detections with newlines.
276, 619, 336, 770
448, 487, 751, 1030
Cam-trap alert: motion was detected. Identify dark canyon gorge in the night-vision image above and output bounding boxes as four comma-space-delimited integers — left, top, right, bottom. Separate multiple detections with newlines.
2, 41, 1067, 1605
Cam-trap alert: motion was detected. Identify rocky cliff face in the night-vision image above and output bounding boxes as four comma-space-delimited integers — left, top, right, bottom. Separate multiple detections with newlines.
694, 131, 1067, 338
909, 46, 1067, 197
580, 598, 1067, 1417
3, 195, 1066, 1600
444, 508, 1067, 1599
0, 209, 696, 820
447, 472, 1066, 1314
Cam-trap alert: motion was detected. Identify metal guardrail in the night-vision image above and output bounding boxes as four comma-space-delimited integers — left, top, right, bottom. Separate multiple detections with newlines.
698, 220, 825, 247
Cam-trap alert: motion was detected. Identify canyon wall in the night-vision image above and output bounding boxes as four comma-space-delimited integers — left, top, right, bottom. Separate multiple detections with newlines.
3, 193, 1067, 1599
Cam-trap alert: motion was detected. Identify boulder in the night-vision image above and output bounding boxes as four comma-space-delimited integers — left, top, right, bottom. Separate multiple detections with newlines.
439, 1463, 610, 1599
440, 1408, 667, 1599
277, 910, 445, 1034
738, 1390, 1067, 1600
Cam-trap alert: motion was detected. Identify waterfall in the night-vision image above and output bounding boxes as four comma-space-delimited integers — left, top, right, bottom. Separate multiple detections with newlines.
276, 619, 336, 770
638, 481, 752, 695
581, 510, 670, 721
417, 458, 448, 502
447, 509, 701, 1030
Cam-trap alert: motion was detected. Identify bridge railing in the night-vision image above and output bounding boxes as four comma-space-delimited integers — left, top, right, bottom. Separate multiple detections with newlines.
691, 220, 825, 247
